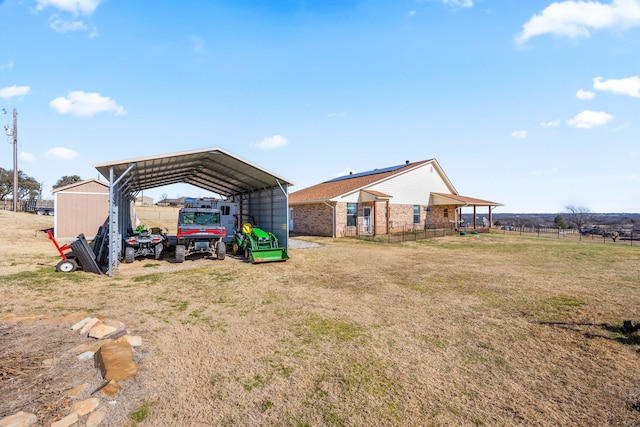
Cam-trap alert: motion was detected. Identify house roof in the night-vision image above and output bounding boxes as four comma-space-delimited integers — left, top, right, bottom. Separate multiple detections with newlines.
431, 193, 503, 207
289, 160, 435, 203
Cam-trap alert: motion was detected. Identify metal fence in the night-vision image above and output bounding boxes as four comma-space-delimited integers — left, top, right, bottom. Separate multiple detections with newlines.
344, 222, 488, 243
497, 226, 639, 246
0, 199, 54, 213
344, 222, 639, 246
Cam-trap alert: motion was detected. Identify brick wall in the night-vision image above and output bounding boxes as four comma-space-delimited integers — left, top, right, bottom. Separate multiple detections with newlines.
291, 203, 334, 236
424, 205, 453, 226
291, 202, 458, 237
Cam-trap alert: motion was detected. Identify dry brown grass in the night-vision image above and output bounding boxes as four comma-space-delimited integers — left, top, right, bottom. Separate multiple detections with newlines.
1, 207, 640, 426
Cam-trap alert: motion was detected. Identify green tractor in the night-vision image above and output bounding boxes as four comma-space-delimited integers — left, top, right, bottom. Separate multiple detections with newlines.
233, 222, 289, 263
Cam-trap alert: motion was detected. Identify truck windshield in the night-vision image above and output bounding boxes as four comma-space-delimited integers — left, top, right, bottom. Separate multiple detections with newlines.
180, 211, 220, 225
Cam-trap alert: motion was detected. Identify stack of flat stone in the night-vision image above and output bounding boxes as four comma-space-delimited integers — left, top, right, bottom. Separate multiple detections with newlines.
0, 312, 142, 427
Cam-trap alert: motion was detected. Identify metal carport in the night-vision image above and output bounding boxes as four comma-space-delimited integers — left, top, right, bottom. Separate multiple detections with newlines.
94, 147, 294, 276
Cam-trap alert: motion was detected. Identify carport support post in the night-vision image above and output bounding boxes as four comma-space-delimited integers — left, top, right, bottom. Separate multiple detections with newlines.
108, 167, 116, 277
107, 163, 135, 277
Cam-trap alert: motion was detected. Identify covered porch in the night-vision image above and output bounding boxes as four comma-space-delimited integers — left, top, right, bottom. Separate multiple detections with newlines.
357, 189, 392, 236
430, 193, 503, 230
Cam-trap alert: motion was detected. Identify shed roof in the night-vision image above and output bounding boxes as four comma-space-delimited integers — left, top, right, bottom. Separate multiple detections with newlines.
51, 178, 109, 193
93, 147, 294, 196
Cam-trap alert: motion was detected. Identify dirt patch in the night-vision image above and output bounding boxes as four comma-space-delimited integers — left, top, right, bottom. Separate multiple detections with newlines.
0, 316, 98, 424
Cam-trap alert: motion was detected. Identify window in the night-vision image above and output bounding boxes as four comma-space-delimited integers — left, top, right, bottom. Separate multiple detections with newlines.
413, 205, 420, 224
347, 203, 357, 227
443, 208, 449, 218
220, 205, 230, 215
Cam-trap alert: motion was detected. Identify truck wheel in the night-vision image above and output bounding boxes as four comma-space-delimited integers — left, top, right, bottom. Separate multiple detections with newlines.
155, 243, 163, 260
125, 247, 135, 263
175, 245, 185, 263
56, 258, 77, 273
217, 242, 226, 260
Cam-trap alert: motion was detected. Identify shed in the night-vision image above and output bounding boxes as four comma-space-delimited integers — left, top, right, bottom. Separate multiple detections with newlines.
51, 178, 110, 240
93, 147, 294, 276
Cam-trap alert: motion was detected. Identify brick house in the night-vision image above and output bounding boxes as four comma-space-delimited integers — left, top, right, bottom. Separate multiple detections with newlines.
288, 159, 502, 238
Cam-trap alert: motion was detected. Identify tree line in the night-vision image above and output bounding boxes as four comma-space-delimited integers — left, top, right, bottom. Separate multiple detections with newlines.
493, 205, 638, 233
0, 167, 82, 200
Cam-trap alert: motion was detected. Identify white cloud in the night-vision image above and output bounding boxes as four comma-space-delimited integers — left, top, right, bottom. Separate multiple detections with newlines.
566, 109, 613, 128
0, 61, 14, 71
251, 135, 288, 150
516, 0, 640, 44
0, 85, 31, 99
442, 0, 473, 8
45, 147, 79, 160
612, 122, 630, 131
328, 112, 347, 118
576, 89, 595, 100
36, 0, 102, 16
540, 119, 561, 127
511, 130, 528, 139
49, 91, 127, 117
49, 15, 88, 33
593, 75, 640, 97
408, 10, 416, 17
19, 152, 36, 162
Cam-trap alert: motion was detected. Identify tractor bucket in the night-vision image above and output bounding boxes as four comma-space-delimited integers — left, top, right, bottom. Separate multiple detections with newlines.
248, 247, 289, 263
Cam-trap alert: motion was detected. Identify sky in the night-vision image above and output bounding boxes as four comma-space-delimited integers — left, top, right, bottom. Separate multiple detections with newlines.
0, 0, 639, 213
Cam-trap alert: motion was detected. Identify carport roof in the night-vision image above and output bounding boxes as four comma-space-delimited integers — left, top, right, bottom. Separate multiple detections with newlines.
93, 147, 294, 197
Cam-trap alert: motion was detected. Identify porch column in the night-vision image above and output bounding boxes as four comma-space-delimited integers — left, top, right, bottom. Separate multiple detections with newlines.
488, 206, 493, 228
373, 201, 377, 237
386, 200, 390, 234
473, 205, 477, 229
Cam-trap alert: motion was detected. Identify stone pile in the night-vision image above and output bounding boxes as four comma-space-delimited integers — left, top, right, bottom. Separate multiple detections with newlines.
0, 312, 142, 427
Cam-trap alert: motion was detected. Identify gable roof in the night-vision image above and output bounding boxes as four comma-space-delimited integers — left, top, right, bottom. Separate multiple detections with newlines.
93, 147, 294, 197
289, 159, 443, 203
51, 178, 109, 193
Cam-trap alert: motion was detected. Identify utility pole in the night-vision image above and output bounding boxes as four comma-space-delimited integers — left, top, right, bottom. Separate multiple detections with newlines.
12, 108, 17, 212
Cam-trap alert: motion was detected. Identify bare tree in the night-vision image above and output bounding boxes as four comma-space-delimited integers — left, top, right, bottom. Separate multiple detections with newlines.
160, 193, 168, 202
565, 205, 591, 230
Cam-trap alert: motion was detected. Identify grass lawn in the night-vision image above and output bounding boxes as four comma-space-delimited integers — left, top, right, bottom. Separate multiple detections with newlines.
1, 209, 639, 426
